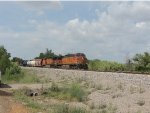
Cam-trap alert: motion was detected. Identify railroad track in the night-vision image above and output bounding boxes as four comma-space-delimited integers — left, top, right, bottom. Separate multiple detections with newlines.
22, 66, 150, 87
21, 66, 150, 75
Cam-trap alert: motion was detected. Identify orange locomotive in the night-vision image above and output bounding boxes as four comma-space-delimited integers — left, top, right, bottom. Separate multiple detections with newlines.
41, 53, 88, 69
62, 53, 88, 69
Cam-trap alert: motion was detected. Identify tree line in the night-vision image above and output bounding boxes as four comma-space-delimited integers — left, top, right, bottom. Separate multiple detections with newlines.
35, 48, 63, 59
88, 52, 150, 73
2, 46, 150, 76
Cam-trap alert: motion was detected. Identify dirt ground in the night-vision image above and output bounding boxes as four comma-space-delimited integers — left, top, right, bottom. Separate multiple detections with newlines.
0, 88, 29, 113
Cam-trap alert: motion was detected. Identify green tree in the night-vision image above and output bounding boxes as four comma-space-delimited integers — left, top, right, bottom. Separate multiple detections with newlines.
36, 48, 57, 59
133, 52, 150, 71
11, 57, 23, 65
0, 46, 11, 74
39, 53, 45, 58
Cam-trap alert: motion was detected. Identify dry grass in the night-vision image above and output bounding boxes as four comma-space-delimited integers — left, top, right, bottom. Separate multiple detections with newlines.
19, 67, 150, 113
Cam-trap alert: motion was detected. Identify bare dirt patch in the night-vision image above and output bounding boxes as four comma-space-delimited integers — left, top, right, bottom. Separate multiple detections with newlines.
9, 103, 28, 113
0, 89, 29, 113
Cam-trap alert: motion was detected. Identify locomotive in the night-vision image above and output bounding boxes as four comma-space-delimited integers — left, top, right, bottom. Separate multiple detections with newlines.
22, 53, 88, 70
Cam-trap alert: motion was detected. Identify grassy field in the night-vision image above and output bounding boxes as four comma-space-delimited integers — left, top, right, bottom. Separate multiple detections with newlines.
13, 82, 88, 113
88, 60, 125, 72
13, 81, 118, 113
2, 69, 40, 84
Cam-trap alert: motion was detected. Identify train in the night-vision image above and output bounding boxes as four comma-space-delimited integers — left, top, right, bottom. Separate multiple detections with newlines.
22, 53, 88, 70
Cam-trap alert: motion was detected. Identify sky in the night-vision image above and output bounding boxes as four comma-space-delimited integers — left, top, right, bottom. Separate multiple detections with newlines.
0, 1, 150, 62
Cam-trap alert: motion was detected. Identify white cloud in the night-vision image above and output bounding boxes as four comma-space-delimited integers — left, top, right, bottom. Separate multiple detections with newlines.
1, 2, 150, 62
135, 22, 146, 28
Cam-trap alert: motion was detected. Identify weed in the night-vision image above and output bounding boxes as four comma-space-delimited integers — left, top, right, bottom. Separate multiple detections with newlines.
51, 82, 59, 92
117, 82, 124, 91
43, 83, 86, 102
107, 103, 117, 113
2, 69, 40, 84
129, 85, 136, 94
90, 82, 96, 88
112, 93, 122, 99
137, 100, 145, 106
139, 87, 145, 94
96, 83, 103, 90
100, 109, 107, 113
14, 89, 43, 110
99, 103, 107, 109
105, 85, 111, 90
97, 103, 117, 113
69, 83, 86, 102
14, 89, 88, 113
53, 104, 87, 113
89, 102, 95, 109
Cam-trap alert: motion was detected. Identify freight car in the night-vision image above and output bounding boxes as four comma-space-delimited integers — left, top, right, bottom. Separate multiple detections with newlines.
23, 53, 88, 70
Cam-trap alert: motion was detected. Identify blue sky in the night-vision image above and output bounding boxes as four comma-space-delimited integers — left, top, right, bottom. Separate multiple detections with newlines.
0, 1, 150, 62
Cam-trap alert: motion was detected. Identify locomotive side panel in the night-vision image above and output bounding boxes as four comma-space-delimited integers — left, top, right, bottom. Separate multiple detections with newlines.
62, 57, 78, 65
62, 53, 88, 69
46, 58, 54, 65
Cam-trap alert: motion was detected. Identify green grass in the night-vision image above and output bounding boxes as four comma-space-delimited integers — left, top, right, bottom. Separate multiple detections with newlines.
14, 88, 88, 113
2, 69, 40, 84
53, 104, 87, 113
69, 83, 86, 101
88, 60, 125, 72
14, 89, 43, 110
43, 82, 87, 102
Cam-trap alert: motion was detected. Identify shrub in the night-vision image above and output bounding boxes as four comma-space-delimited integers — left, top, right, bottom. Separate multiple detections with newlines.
137, 100, 145, 106
88, 60, 125, 72
3, 63, 24, 82
6, 63, 21, 75
2, 67, 40, 84
43, 83, 86, 102
69, 83, 86, 102
14, 89, 88, 113
51, 82, 60, 92
54, 104, 87, 113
